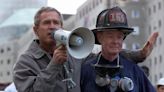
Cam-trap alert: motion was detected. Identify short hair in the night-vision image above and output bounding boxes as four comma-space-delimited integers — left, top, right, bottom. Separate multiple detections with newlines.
34, 6, 63, 26
157, 85, 163, 89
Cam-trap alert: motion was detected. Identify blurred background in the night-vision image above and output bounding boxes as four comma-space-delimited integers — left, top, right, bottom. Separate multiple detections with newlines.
0, 0, 163, 90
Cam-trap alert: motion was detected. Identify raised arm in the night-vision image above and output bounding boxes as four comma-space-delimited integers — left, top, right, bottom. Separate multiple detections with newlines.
121, 32, 159, 63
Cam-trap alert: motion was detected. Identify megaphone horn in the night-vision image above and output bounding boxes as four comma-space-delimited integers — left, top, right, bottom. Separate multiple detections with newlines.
51, 27, 95, 59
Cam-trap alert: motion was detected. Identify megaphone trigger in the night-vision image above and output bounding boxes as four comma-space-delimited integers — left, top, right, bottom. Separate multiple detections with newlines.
55, 41, 61, 48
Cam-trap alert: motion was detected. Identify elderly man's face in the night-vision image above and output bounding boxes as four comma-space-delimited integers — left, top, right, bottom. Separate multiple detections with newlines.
97, 29, 124, 55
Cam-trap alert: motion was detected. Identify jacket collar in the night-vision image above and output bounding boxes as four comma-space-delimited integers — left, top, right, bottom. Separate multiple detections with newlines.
27, 39, 48, 59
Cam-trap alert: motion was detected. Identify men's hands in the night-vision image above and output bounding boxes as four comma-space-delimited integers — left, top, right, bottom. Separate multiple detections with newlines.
53, 45, 67, 64
141, 32, 159, 57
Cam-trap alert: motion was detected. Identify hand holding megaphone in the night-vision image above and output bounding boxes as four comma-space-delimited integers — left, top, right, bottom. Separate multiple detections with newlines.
51, 27, 95, 59
53, 45, 67, 64
51, 27, 95, 89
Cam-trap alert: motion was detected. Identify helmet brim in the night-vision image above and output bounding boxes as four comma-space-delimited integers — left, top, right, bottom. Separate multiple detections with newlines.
91, 27, 134, 44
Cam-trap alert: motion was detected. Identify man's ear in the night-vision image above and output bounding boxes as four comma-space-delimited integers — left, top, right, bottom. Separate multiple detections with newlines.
33, 26, 38, 36
96, 32, 102, 44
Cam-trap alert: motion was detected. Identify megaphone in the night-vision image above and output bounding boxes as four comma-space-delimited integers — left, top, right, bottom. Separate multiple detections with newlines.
51, 27, 95, 59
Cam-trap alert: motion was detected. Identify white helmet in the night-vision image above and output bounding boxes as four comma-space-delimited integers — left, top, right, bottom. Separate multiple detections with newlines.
157, 78, 164, 86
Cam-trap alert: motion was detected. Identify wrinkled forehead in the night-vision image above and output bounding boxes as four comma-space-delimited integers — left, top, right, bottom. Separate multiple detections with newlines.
98, 29, 125, 35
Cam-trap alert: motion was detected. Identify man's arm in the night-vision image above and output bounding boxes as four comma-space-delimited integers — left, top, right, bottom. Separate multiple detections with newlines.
121, 32, 159, 63
13, 54, 66, 92
140, 32, 158, 59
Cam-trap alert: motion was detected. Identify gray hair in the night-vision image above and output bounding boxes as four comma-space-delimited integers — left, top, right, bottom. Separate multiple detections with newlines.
34, 6, 63, 26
